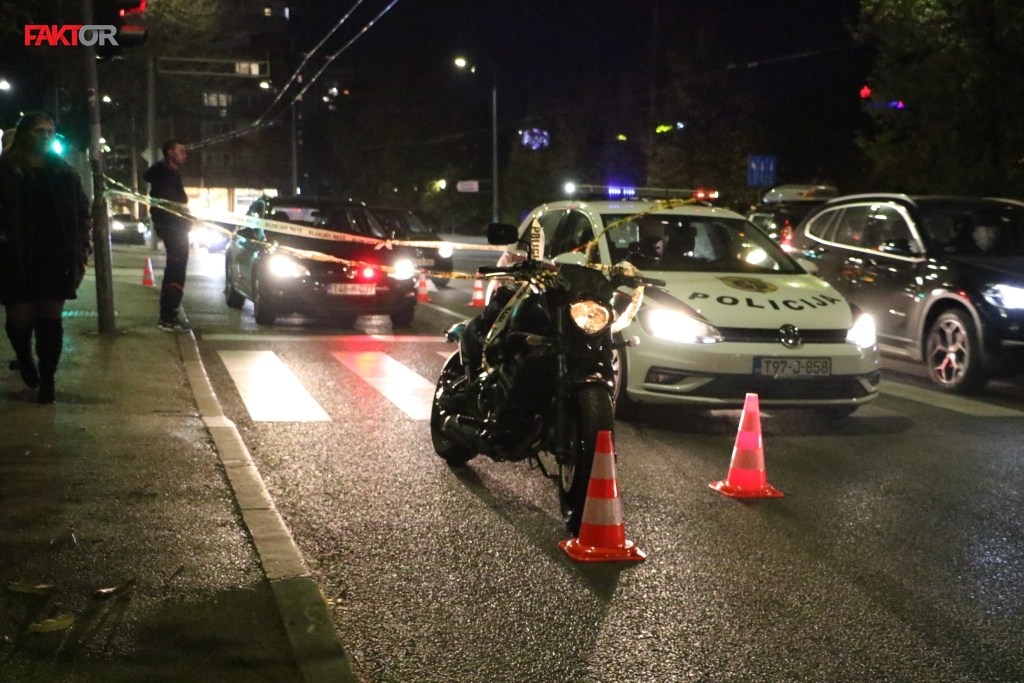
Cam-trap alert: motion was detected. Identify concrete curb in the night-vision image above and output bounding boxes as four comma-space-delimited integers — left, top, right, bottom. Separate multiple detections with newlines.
175, 325, 358, 683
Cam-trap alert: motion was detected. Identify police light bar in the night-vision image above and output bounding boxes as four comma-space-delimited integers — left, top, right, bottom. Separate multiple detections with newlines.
564, 184, 718, 202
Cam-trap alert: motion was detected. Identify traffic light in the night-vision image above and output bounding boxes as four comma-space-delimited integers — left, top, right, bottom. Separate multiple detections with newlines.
95, 0, 147, 61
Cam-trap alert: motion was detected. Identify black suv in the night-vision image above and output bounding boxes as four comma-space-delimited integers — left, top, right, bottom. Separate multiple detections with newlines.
367, 206, 454, 287
790, 194, 1024, 392
224, 195, 418, 327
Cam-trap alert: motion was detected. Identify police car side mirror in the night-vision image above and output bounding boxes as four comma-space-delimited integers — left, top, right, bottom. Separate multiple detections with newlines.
487, 222, 518, 245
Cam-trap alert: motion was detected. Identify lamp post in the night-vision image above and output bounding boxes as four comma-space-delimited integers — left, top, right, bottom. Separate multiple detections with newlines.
454, 56, 499, 223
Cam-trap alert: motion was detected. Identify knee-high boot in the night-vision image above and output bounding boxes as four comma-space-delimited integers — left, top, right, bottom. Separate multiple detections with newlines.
34, 319, 63, 403
5, 322, 39, 388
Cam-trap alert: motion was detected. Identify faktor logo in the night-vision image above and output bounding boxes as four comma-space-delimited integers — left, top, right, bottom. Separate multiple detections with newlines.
24, 25, 119, 47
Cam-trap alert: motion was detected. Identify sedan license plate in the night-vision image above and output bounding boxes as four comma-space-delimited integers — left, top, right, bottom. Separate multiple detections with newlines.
326, 283, 376, 296
754, 357, 831, 378
415, 258, 435, 267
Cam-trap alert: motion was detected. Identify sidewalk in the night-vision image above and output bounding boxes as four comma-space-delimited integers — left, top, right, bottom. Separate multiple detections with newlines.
0, 246, 352, 682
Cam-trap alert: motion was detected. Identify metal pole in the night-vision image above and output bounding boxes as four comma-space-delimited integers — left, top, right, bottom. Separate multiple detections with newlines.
290, 103, 298, 193
82, 0, 115, 333
491, 80, 498, 223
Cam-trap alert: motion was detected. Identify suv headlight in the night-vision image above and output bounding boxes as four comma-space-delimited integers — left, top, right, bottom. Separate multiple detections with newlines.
267, 254, 309, 279
437, 242, 454, 259
389, 258, 417, 280
642, 308, 723, 344
846, 312, 877, 347
983, 284, 1024, 309
570, 300, 611, 335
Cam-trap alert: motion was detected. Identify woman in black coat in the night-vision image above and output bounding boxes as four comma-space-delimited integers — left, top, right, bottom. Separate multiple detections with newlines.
0, 111, 92, 403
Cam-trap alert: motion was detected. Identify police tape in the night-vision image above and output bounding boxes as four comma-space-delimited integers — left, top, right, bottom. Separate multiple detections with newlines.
103, 181, 508, 280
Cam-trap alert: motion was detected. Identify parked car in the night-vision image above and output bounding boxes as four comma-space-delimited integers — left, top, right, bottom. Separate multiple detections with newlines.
747, 184, 838, 247
224, 195, 418, 327
189, 222, 230, 253
495, 189, 881, 419
108, 212, 149, 245
790, 194, 1024, 393
367, 206, 454, 287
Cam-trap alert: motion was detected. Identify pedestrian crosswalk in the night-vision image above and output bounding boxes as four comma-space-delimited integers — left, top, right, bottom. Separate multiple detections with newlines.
213, 338, 1024, 423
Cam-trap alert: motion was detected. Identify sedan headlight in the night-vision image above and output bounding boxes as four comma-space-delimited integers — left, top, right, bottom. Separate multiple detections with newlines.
437, 242, 454, 259
111, 219, 126, 231
983, 284, 1024, 309
846, 313, 877, 348
642, 308, 723, 344
389, 258, 417, 280
267, 254, 309, 279
570, 300, 611, 335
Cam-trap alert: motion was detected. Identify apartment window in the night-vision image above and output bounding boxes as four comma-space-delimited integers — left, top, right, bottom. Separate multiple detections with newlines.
202, 92, 232, 108
235, 61, 262, 76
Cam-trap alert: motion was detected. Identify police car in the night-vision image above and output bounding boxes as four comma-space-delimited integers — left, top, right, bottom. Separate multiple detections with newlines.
500, 186, 881, 419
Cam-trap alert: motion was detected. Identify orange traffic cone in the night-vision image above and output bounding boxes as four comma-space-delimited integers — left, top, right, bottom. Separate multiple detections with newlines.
560, 430, 646, 563
417, 270, 432, 303
142, 257, 155, 287
709, 393, 784, 499
468, 273, 486, 307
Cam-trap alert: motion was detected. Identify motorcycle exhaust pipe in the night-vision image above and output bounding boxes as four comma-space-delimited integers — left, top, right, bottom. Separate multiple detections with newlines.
442, 414, 491, 454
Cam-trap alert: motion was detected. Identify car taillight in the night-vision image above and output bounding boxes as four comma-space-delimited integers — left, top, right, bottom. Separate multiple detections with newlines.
781, 220, 793, 245
360, 266, 377, 280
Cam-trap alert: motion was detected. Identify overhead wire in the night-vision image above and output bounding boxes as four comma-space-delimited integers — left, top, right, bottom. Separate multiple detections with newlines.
187, 0, 400, 151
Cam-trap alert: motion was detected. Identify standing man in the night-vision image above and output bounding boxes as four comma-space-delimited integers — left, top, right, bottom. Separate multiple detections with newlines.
143, 139, 191, 331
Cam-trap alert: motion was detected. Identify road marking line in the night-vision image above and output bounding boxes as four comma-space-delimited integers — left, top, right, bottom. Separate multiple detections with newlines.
880, 380, 1024, 416
332, 351, 434, 420
203, 333, 445, 343
218, 350, 331, 422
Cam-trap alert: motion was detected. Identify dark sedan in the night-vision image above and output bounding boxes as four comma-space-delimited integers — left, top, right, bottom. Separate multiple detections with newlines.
224, 196, 419, 327
367, 206, 455, 287
790, 194, 1024, 392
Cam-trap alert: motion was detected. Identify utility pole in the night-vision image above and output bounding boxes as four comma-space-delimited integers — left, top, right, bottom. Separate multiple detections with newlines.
82, 0, 116, 333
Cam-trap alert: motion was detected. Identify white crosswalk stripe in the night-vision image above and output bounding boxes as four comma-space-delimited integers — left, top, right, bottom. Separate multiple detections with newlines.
218, 350, 331, 422
332, 351, 436, 420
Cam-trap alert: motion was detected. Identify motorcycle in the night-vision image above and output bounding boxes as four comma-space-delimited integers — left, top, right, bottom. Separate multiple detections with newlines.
430, 222, 662, 534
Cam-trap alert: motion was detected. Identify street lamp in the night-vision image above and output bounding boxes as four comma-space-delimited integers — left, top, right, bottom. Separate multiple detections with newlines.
454, 56, 499, 223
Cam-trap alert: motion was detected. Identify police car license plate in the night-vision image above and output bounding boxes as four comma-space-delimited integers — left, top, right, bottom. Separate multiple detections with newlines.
326, 283, 375, 296
754, 357, 831, 378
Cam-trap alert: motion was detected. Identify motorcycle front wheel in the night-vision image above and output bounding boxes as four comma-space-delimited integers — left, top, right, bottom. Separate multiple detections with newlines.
430, 351, 477, 466
559, 384, 615, 536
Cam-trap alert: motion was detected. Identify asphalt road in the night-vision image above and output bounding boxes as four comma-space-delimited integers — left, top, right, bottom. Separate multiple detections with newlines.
181, 247, 1024, 683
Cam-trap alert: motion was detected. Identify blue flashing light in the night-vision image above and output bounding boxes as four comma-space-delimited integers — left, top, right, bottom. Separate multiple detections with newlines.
607, 186, 637, 199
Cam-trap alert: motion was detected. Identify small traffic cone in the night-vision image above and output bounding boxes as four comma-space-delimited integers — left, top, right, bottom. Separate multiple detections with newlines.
142, 257, 155, 287
710, 393, 784, 499
468, 273, 486, 308
560, 430, 646, 563
417, 270, 432, 303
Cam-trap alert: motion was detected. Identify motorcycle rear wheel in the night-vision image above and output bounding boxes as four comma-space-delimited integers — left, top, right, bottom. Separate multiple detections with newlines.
430, 351, 477, 465
559, 384, 614, 536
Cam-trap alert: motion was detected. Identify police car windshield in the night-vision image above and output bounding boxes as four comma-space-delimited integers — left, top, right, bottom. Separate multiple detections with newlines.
601, 214, 802, 274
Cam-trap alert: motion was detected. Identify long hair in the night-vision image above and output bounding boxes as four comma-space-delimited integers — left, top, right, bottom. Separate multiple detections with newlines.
1, 111, 58, 171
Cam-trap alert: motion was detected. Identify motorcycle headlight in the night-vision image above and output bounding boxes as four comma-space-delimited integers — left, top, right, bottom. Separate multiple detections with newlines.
570, 300, 611, 335
437, 242, 454, 259
389, 257, 417, 280
983, 284, 1024, 309
846, 312, 877, 348
267, 253, 309, 279
642, 308, 723, 344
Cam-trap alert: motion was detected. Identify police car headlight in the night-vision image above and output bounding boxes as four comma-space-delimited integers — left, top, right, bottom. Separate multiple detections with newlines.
846, 313, 877, 348
642, 308, 723, 344
267, 254, 309, 279
983, 284, 1024, 309
437, 242, 454, 259
389, 258, 417, 280
570, 300, 611, 335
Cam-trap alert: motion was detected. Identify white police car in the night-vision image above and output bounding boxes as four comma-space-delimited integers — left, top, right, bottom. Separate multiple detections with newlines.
500, 187, 881, 419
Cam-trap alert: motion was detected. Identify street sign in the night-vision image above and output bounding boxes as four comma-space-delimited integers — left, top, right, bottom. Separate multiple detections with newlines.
747, 155, 777, 187
456, 180, 480, 193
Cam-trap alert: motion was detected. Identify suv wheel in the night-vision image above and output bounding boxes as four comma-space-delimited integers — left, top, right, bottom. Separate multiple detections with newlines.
925, 309, 986, 394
